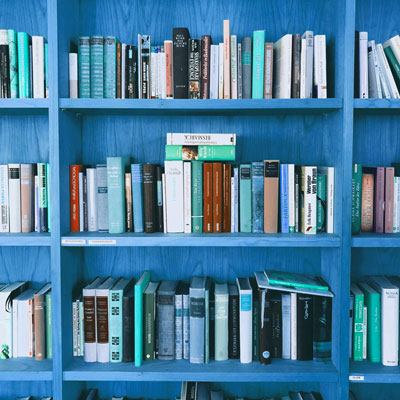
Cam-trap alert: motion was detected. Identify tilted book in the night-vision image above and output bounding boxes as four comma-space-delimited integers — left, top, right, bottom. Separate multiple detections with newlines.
265, 270, 329, 291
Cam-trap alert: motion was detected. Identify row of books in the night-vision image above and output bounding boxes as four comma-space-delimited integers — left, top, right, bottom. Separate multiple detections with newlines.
0, 282, 52, 360
10, 398, 52, 400
68, 20, 327, 100
74, 270, 332, 365
0, 30, 48, 98
351, 163, 400, 234
356, 32, 400, 99
0, 163, 50, 233
350, 276, 400, 366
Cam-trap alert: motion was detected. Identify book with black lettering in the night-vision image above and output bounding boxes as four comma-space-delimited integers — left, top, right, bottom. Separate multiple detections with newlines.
270, 291, 282, 358
126, 45, 138, 98
0, 31, 10, 98
123, 288, 134, 362
249, 277, 259, 360
313, 296, 332, 361
173, 28, 190, 99
156, 165, 164, 232
228, 283, 240, 359
189, 39, 201, 99
297, 293, 314, 360
143, 164, 157, 233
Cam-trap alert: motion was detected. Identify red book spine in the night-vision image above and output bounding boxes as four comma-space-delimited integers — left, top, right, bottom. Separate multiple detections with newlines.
385, 167, 394, 233
223, 164, 231, 232
116, 42, 122, 98
374, 167, 385, 233
70, 165, 82, 232
201, 35, 211, 99
361, 173, 374, 232
213, 162, 222, 233
203, 163, 213, 233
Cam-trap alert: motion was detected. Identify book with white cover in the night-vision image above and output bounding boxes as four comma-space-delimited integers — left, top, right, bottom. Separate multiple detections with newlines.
8, 163, 21, 233
288, 164, 295, 232
236, 277, 252, 363
165, 161, 184, 233
86, 168, 98, 232
394, 177, 399, 233
273, 34, 292, 99
317, 166, 335, 233
0, 165, 9, 232
78, 172, 84, 231
362, 305, 367, 359
376, 43, 400, 98
121, 43, 126, 99
359, 32, 369, 98
281, 293, 291, 360
230, 35, 238, 99
210, 44, 219, 99
167, 133, 236, 146
313, 35, 327, 98
290, 292, 297, 360
162, 173, 167, 233
32, 36, 45, 98
301, 31, 313, 99
184, 162, 191, 233
230, 176, 235, 232
369, 276, 399, 366
368, 40, 382, 98
218, 43, 224, 99
233, 167, 239, 233
383, 36, 400, 65
69, 53, 78, 98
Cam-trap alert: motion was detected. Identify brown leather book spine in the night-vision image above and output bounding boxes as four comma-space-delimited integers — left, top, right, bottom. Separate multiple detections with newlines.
223, 164, 231, 232
125, 172, 133, 232
34, 293, 46, 360
83, 295, 96, 344
96, 295, 109, 344
201, 35, 211, 99
116, 42, 122, 98
263, 160, 280, 233
263, 43, 274, 99
361, 173, 374, 232
143, 164, 157, 233
213, 163, 222, 233
385, 167, 394, 233
203, 163, 213, 233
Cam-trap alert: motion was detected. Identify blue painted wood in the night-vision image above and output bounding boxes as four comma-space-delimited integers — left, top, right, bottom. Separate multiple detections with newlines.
0, 359, 52, 381
354, 99, 400, 110
0, 99, 49, 115
0, 233, 51, 246
0, 381, 52, 400
350, 360, 400, 383
352, 234, 400, 247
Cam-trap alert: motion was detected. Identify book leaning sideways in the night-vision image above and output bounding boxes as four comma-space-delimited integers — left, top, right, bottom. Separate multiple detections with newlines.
264, 270, 329, 292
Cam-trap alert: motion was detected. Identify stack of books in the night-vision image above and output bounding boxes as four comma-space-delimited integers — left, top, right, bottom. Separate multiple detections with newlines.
69, 133, 335, 235
0, 163, 50, 233
0, 30, 48, 98
0, 282, 52, 360
73, 270, 333, 365
68, 20, 327, 99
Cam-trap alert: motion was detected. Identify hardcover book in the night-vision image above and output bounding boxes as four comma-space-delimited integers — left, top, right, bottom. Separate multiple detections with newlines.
191, 160, 203, 232
313, 296, 332, 361
214, 283, 229, 361
90, 36, 104, 98
143, 164, 157, 233
263, 161, 279, 233
296, 294, 313, 360
236, 277, 252, 363
241, 37, 252, 99
252, 30, 265, 99
143, 281, 159, 361
165, 145, 235, 161
252, 161, 264, 233
212, 163, 222, 233
173, 28, 190, 99
188, 39, 201, 99
228, 283, 240, 359
239, 164, 252, 232
131, 164, 144, 232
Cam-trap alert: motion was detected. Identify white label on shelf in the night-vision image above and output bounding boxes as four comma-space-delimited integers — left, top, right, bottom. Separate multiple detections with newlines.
88, 239, 117, 245
61, 239, 86, 245
349, 375, 364, 381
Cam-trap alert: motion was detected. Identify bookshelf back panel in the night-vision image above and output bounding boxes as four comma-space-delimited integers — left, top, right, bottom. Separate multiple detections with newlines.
350, 383, 400, 400
0, 381, 52, 399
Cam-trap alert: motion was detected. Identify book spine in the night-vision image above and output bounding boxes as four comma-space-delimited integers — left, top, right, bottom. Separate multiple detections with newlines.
20, 164, 33, 232
363, 305, 367, 359
394, 177, 399, 233
0, 34, 10, 98
184, 162, 192, 233
125, 173, 133, 232
281, 293, 291, 360
290, 292, 297, 360
314, 35, 327, 98
157, 166, 164, 232
230, 176, 235, 232
78, 37, 91, 98
263, 42, 273, 99
366, 292, 381, 362
317, 174, 326, 232
259, 290, 272, 364
188, 39, 201, 99
271, 294, 282, 358
45, 293, 52, 359
351, 164, 362, 234
123, 294, 134, 362
79, 300, 84, 356
241, 37, 252, 99
173, 28, 189, 99
8, 30, 18, 98
296, 294, 313, 360
291, 34, 301, 98
240, 164, 252, 232
126, 45, 138, 98
143, 164, 157, 233
34, 294, 46, 360
303, 31, 313, 98
377, 43, 400, 98
212, 163, 222, 233
87, 168, 97, 232
157, 290, 175, 360
252, 31, 265, 99
313, 296, 332, 361
17, 32, 30, 98
183, 292, 190, 359
116, 42, 122, 98
70, 165, 82, 232
359, 32, 368, 98
234, 167, 239, 232
144, 292, 155, 361
165, 41, 173, 98
381, 287, 399, 366
44, 43, 48, 97
231, 35, 238, 99
83, 292, 97, 362
264, 161, 280, 233
201, 35, 211, 99
237, 43, 242, 99
175, 293, 183, 360
385, 167, 395, 233
353, 292, 364, 361
109, 289, 123, 362
32, 36, 44, 98
104, 36, 117, 99
191, 161, 203, 233
223, 20, 231, 99
131, 164, 144, 232
209, 44, 219, 99
251, 161, 264, 233
190, 289, 205, 363
37, 163, 48, 232
96, 165, 108, 232
90, 36, 104, 98
361, 173, 374, 232
203, 162, 213, 233
218, 43, 224, 99
295, 171, 299, 232
238, 288, 252, 364
83, 174, 88, 231
72, 302, 77, 356
165, 161, 184, 233
215, 292, 229, 361
150, 46, 156, 98
301, 166, 317, 234
223, 164, 231, 232
121, 43, 126, 98
0, 165, 9, 232
9, 164, 21, 233
280, 164, 289, 233
29, 44, 33, 97
288, 164, 295, 232
69, 53, 78, 98
96, 293, 110, 362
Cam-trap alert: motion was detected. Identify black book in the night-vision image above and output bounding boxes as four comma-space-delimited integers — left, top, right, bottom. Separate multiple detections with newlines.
354, 31, 359, 98
259, 289, 272, 364
126, 45, 138, 98
270, 292, 282, 358
173, 28, 190, 99
228, 283, 240, 359
300, 393, 315, 400
156, 166, 164, 232
123, 288, 134, 362
249, 277, 259, 361
143, 163, 157, 233
291, 34, 301, 99
0, 41, 10, 98
209, 279, 215, 360
313, 296, 332, 361
297, 293, 314, 360
311, 393, 324, 400
289, 393, 302, 400
188, 38, 201, 99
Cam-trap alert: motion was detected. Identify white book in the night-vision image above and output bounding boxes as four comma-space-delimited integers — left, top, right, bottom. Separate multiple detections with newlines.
32, 36, 45, 98
394, 177, 399, 233
156, 50, 161, 99
8, 163, 21, 233
288, 164, 295, 232
150, 49, 156, 98
121, 43, 126, 99
12, 296, 18, 357
359, 32, 369, 98
34, 175, 39, 232
281, 293, 291, 360
301, 31, 313, 99
165, 161, 184, 233
72, 301, 78, 356
290, 292, 297, 360
236, 277, 252, 363
167, 133, 236, 146
86, 168, 98, 232
300, 38, 307, 98
368, 40, 382, 98
78, 172, 84, 232
218, 43, 224, 99
301, 166, 317, 234
233, 167, 239, 232
17, 289, 35, 357
375, 45, 391, 98
0, 165, 9, 232
161, 50, 167, 99
138, 34, 142, 99
313, 35, 327, 98
317, 166, 335, 233
96, 164, 108, 232
230, 35, 238, 99
397, 180, 400, 232
273, 34, 292, 98
383, 36, 400, 65
362, 305, 367, 359
376, 43, 400, 98
162, 173, 167, 233
237, 43, 242, 99
69, 53, 78, 98
230, 176, 235, 232
210, 44, 219, 99
369, 276, 399, 366
183, 162, 191, 233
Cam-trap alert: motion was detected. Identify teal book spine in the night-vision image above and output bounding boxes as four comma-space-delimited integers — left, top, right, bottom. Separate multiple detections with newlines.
240, 164, 252, 232
131, 164, 144, 233
78, 37, 91, 98
352, 291, 364, 361
7, 30, 18, 98
104, 36, 117, 98
317, 174, 326, 232
252, 30, 265, 99
165, 145, 235, 161
107, 157, 130, 233
45, 292, 52, 359
109, 288, 123, 362
46, 163, 50, 232
44, 43, 48, 97
214, 285, 228, 361
17, 32, 30, 98
191, 160, 203, 232
90, 36, 104, 98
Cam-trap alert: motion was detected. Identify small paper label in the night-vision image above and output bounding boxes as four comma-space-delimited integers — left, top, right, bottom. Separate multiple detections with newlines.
88, 239, 116, 245
349, 375, 364, 381
241, 294, 252, 311
61, 239, 86, 245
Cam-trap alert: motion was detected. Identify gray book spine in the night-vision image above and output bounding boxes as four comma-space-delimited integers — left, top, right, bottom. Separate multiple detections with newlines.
291, 34, 301, 98
241, 37, 252, 99
189, 286, 205, 363
183, 292, 190, 359
96, 164, 108, 232
237, 43, 243, 99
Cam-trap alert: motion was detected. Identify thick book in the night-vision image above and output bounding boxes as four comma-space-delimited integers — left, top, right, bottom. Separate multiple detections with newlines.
374, 167, 384, 233
223, 164, 231, 232
212, 163, 222, 233
143, 164, 157, 233
167, 133, 236, 146
264, 42, 274, 99
223, 20, 231, 99
313, 35, 327, 98
301, 166, 317, 234
271, 291, 282, 358
20, 164, 34, 232
165, 145, 235, 161
265, 270, 329, 291
144, 281, 159, 361
90, 36, 104, 98
34, 283, 51, 360
203, 162, 213, 233
78, 37, 90, 98
126, 45, 138, 98
237, 277, 252, 363
361, 173, 374, 232
131, 164, 144, 232
122, 288, 134, 362
252, 30, 265, 99
191, 160, 203, 232
214, 283, 229, 361
173, 28, 190, 99
258, 286, 272, 364
17, 32, 30, 98
9, 164, 21, 233
317, 166, 335, 234
264, 161, 279, 233
351, 164, 362, 234
96, 164, 108, 232
201, 36, 211, 98
313, 296, 332, 361
239, 164, 252, 232
188, 39, 201, 99
165, 161, 184, 233
385, 167, 395, 233
297, 294, 313, 360
251, 161, 264, 233
274, 34, 292, 98
241, 37, 252, 99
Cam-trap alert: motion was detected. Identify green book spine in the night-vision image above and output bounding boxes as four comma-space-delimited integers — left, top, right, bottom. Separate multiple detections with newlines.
45, 292, 52, 359
78, 37, 91, 98
252, 30, 265, 99
104, 36, 117, 99
44, 43, 48, 97
165, 145, 235, 161
362, 289, 381, 362
191, 160, 203, 232
109, 288, 123, 362
317, 174, 326, 232
7, 30, 18, 98
351, 164, 362, 234
17, 32, 30, 98
107, 157, 130, 233
240, 163, 252, 232
90, 36, 104, 98
144, 291, 155, 361
205, 284, 209, 363
353, 292, 364, 361
267, 278, 328, 291
46, 163, 50, 232
384, 46, 400, 90
214, 290, 228, 361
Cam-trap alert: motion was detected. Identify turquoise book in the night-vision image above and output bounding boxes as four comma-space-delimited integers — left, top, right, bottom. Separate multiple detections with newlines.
351, 283, 364, 361
107, 157, 130, 233
191, 160, 203, 232
251, 161, 264, 233
44, 43, 48, 97
109, 278, 134, 363
104, 36, 117, 98
240, 163, 252, 232
46, 163, 50, 232
17, 32, 30, 98
90, 36, 104, 98
214, 283, 228, 361
7, 30, 18, 98
135, 271, 151, 366
252, 30, 265, 99
131, 164, 144, 233
45, 291, 52, 359
165, 145, 235, 161
280, 164, 289, 233
78, 37, 91, 98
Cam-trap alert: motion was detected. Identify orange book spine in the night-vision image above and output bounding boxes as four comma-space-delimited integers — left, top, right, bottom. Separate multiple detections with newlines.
203, 163, 213, 233
385, 167, 394, 233
213, 163, 222, 233
165, 40, 173, 98
70, 165, 82, 232
223, 164, 231, 232
223, 20, 231, 99
361, 173, 374, 232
